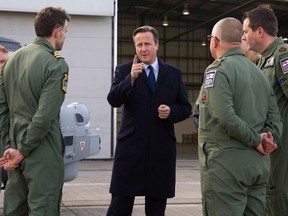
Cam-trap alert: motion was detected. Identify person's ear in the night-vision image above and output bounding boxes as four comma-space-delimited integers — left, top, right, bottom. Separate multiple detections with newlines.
257, 27, 265, 38
212, 36, 219, 48
53, 27, 61, 38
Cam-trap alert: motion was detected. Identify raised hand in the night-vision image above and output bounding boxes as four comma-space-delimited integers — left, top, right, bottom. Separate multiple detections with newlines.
130, 55, 144, 81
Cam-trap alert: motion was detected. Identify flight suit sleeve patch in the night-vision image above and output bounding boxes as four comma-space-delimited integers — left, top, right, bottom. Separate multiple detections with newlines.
280, 57, 288, 74
62, 73, 68, 93
204, 70, 217, 88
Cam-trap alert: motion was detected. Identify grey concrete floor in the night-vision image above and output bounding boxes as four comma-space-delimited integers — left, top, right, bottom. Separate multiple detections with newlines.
0, 143, 202, 216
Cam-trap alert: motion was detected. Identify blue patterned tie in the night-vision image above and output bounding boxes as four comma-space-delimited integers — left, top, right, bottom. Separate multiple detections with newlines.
148, 65, 156, 91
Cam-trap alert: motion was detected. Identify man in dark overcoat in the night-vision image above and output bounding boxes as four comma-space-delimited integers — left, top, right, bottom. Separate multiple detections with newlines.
106, 25, 192, 215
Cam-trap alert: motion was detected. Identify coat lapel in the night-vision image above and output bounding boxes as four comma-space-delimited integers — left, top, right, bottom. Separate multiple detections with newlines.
155, 60, 165, 91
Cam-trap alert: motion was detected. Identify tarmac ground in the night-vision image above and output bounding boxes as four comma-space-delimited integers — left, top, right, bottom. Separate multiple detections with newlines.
0, 143, 202, 216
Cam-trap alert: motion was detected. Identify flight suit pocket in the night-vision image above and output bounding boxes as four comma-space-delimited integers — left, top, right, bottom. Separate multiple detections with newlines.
202, 142, 208, 169
267, 187, 288, 215
202, 142, 221, 170
198, 142, 208, 170
202, 197, 208, 216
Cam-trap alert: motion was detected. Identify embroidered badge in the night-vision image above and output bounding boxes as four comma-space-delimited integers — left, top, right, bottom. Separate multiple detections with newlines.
264, 56, 274, 68
278, 77, 286, 85
80, 141, 85, 151
204, 70, 217, 88
62, 73, 68, 93
280, 57, 288, 74
203, 94, 207, 101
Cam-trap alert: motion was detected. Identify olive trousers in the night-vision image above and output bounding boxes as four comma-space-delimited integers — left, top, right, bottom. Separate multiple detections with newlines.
199, 143, 270, 216
3, 143, 64, 216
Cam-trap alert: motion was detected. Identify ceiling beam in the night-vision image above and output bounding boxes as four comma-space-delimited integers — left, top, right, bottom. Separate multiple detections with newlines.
163, 0, 257, 44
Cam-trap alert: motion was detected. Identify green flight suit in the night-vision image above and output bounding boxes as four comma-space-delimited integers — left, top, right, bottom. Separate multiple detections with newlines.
0, 37, 69, 216
0, 69, 9, 190
257, 37, 288, 216
198, 48, 282, 216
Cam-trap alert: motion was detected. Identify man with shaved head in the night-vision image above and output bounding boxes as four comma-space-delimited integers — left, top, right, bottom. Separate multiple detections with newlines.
198, 17, 282, 215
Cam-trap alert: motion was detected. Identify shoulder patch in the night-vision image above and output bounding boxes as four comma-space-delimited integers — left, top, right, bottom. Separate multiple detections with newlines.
280, 57, 288, 74
62, 73, 68, 93
204, 70, 217, 88
210, 59, 221, 67
51, 51, 64, 59
206, 58, 226, 71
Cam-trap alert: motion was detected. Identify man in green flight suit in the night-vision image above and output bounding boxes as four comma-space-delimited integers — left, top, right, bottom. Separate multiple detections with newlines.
198, 17, 282, 216
243, 5, 288, 216
0, 7, 70, 216
0, 45, 9, 189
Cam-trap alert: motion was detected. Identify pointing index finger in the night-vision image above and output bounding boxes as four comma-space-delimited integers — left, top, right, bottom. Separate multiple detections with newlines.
133, 55, 138, 64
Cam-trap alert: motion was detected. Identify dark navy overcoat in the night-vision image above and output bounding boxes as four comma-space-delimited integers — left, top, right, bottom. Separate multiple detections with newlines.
107, 59, 191, 198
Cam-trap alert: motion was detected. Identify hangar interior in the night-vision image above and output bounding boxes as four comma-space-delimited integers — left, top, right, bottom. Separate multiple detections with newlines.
115, 0, 288, 144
